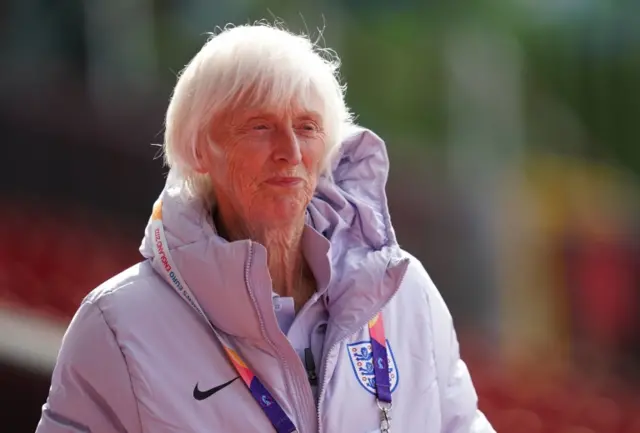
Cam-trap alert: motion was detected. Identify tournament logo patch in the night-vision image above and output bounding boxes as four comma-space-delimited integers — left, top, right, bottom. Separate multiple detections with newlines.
347, 340, 399, 395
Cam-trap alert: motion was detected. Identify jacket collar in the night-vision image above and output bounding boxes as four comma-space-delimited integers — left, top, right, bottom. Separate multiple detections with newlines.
140, 127, 406, 341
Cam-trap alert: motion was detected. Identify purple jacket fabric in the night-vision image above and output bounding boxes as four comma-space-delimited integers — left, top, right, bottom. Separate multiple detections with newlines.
36, 127, 494, 433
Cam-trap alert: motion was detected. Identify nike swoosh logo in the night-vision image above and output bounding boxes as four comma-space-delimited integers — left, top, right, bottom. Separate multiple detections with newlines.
193, 377, 240, 401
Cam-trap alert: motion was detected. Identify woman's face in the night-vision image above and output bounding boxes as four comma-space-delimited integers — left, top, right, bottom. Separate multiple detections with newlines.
202, 100, 327, 230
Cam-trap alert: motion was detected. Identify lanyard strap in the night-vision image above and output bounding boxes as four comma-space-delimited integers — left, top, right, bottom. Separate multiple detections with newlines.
367, 313, 392, 404
368, 313, 393, 433
150, 201, 297, 433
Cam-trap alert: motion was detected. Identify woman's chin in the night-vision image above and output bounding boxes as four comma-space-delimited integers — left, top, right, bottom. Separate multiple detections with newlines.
252, 200, 307, 228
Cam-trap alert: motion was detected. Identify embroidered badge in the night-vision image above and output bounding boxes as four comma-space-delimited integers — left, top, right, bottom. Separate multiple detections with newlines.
347, 340, 399, 395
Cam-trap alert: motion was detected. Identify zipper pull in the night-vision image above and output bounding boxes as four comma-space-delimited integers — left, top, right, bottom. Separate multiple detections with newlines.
304, 348, 318, 386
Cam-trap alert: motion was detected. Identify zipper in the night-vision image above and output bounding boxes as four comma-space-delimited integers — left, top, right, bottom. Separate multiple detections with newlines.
279, 288, 324, 432
316, 258, 410, 433
304, 348, 318, 387
243, 241, 316, 433
284, 295, 319, 431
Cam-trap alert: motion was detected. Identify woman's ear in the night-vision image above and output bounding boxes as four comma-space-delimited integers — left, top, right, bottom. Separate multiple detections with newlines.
193, 139, 209, 174
196, 131, 227, 175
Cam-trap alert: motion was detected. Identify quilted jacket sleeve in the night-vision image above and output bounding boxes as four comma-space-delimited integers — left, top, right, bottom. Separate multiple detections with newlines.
35, 301, 142, 433
426, 270, 496, 432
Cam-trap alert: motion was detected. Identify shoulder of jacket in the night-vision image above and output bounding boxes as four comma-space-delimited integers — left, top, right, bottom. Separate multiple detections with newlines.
82, 260, 165, 308
397, 251, 448, 316
397, 250, 454, 389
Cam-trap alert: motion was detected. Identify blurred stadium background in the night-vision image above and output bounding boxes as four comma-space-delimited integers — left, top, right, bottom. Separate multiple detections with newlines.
1, 1, 640, 432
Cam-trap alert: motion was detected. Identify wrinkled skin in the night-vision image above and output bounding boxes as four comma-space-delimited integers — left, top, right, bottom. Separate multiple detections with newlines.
196, 99, 327, 306
200, 103, 326, 233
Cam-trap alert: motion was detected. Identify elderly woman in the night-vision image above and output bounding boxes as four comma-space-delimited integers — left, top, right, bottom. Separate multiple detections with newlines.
36, 24, 494, 433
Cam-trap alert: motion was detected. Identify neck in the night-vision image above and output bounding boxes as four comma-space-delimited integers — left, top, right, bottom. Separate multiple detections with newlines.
214, 208, 313, 303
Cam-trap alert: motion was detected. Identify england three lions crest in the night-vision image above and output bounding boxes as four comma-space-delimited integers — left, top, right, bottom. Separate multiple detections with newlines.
347, 340, 399, 395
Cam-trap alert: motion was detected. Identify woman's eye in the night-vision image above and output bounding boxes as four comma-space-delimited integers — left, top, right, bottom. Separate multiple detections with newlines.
252, 124, 269, 130
298, 122, 319, 132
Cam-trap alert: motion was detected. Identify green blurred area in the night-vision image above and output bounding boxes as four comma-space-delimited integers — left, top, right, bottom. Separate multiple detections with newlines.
3, 1, 639, 170
147, 0, 640, 172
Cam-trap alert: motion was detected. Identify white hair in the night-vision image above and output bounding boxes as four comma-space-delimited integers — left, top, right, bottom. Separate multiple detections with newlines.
163, 22, 353, 203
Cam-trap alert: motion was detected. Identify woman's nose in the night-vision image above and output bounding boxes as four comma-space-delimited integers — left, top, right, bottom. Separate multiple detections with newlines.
272, 127, 302, 165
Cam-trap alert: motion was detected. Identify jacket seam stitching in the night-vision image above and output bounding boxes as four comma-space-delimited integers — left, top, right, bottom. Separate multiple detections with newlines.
422, 282, 447, 426
93, 301, 144, 433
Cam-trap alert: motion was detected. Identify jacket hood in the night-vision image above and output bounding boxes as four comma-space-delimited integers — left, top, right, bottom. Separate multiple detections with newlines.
140, 126, 407, 339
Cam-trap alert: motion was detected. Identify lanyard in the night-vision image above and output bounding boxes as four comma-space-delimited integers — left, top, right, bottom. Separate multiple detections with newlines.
151, 201, 296, 433
368, 313, 393, 432
150, 200, 393, 433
